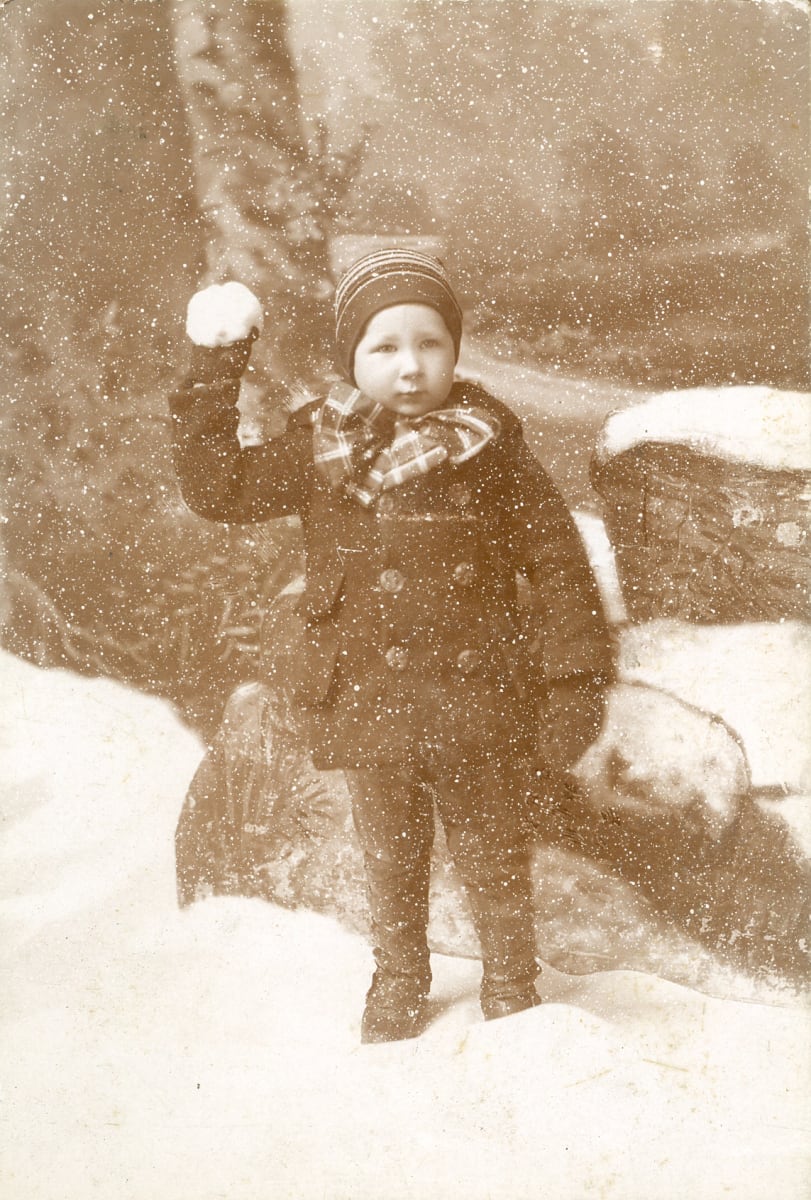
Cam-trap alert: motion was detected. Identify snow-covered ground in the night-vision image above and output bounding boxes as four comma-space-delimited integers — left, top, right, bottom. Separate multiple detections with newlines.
1, 648, 809, 1200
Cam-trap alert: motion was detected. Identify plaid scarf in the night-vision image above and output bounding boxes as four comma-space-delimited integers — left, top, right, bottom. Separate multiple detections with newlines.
313, 384, 500, 507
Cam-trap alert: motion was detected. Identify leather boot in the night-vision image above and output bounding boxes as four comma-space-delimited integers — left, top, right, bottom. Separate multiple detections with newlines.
458, 848, 541, 1021
361, 968, 431, 1044
439, 764, 541, 1023
472, 884, 541, 1020
360, 854, 432, 1044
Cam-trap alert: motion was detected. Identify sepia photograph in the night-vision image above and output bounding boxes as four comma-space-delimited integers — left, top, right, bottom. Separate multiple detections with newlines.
1, 1, 809, 1197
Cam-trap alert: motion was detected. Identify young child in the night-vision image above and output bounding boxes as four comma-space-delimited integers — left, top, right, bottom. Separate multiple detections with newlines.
170, 248, 612, 1043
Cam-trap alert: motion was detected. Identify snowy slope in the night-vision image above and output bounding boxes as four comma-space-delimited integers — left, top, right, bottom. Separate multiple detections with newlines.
1, 649, 809, 1200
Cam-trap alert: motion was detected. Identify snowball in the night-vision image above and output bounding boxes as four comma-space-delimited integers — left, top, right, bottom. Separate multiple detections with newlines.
185, 281, 264, 347
595, 386, 811, 473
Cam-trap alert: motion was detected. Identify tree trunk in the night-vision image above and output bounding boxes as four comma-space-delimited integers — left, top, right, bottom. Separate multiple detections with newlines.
171, 0, 333, 382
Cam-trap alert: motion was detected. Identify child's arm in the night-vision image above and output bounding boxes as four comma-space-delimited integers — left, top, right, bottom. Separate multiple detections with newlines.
169, 287, 314, 524
169, 369, 314, 524
510, 436, 613, 679
506, 432, 614, 770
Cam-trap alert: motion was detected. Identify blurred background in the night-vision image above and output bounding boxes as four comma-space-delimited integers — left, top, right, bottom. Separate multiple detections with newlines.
1, 0, 808, 729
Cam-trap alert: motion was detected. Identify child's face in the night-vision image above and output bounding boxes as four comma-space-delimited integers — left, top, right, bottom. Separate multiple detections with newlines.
352, 303, 456, 417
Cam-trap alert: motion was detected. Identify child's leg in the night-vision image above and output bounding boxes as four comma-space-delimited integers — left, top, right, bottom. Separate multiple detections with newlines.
434, 758, 540, 1020
344, 766, 434, 1041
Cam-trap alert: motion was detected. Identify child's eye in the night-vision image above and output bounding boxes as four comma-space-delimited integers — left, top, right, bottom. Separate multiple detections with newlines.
421, 338, 440, 348
373, 343, 396, 353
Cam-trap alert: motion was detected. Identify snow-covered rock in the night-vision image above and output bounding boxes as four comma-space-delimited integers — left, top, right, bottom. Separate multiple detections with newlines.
618, 619, 811, 795
591, 385, 811, 624
574, 681, 749, 838
185, 281, 264, 347
571, 666, 809, 983
595, 386, 811, 473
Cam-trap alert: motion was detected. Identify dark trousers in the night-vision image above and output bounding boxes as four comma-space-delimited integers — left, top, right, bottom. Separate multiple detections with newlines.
345, 757, 539, 1008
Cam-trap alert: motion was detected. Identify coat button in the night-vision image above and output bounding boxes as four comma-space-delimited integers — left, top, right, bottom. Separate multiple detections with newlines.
380, 568, 406, 593
453, 561, 476, 585
456, 649, 482, 674
385, 645, 409, 670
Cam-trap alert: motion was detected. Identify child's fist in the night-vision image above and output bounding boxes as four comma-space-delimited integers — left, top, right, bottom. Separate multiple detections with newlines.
189, 332, 258, 383
185, 281, 263, 383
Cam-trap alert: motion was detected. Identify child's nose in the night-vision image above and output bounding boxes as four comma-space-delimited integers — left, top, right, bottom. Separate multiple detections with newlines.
399, 348, 422, 376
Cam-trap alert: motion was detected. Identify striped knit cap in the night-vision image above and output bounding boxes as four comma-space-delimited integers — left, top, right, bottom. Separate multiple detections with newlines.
334, 247, 463, 383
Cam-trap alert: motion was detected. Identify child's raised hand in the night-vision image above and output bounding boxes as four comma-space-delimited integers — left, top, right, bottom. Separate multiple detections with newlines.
188, 331, 259, 383
185, 281, 263, 382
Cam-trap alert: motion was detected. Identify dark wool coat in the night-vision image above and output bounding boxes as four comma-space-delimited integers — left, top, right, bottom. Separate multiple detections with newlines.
170, 377, 613, 771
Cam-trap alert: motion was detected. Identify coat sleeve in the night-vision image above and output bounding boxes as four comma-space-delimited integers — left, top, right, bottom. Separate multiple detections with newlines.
504, 429, 614, 683
168, 376, 315, 523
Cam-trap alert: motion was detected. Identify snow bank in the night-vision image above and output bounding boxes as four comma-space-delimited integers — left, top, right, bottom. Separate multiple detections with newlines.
595, 386, 811, 472
2, 648, 809, 1200
185, 281, 264, 347
0, 655, 202, 943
